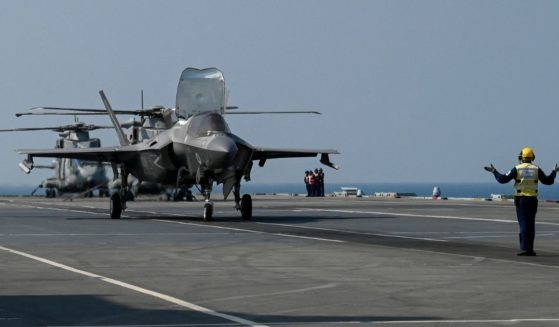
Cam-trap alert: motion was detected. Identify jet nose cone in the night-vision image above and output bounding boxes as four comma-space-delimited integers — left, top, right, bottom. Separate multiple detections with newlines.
206, 134, 238, 168
208, 134, 237, 153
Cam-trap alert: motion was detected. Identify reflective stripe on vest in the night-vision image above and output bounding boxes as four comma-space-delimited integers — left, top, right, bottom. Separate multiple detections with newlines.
309, 174, 316, 185
514, 163, 539, 197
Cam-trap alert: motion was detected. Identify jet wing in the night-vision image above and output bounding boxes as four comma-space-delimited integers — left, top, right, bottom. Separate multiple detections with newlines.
252, 147, 340, 169
17, 145, 139, 163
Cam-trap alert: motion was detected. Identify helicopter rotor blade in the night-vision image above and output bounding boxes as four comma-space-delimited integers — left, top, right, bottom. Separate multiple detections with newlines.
31, 107, 141, 113
26, 107, 145, 115
16, 112, 112, 117
0, 127, 66, 132
18, 106, 166, 117
0, 124, 114, 133
223, 110, 321, 115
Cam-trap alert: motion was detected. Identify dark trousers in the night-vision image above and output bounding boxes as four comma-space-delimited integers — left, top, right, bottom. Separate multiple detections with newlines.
310, 184, 317, 197
514, 196, 538, 252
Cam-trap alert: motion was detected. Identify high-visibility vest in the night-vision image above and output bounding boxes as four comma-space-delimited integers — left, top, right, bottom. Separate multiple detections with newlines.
514, 163, 539, 197
308, 174, 316, 185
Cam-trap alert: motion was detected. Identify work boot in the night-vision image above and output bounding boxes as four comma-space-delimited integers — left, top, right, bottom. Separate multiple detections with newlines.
517, 251, 537, 256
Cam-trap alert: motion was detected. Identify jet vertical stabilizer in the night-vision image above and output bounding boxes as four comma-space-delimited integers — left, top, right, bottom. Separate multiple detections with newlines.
99, 90, 130, 146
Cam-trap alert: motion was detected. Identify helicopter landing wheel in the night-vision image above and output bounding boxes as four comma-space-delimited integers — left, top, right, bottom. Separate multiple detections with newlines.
241, 194, 252, 220
110, 193, 122, 219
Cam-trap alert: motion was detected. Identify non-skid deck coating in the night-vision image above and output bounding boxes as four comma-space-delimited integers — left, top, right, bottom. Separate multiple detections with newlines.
1, 195, 559, 327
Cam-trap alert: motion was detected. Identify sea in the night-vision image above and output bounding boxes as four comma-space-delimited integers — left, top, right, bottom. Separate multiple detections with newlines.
3, 182, 559, 201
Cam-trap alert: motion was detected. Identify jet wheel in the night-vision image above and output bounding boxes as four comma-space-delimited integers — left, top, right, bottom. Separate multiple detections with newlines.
203, 202, 213, 221
241, 194, 252, 220
110, 193, 122, 219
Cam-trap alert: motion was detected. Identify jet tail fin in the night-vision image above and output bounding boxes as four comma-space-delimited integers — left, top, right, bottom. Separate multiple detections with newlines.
99, 90, 130, 146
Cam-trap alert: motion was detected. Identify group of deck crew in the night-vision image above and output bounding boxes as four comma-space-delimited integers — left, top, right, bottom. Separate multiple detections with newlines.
304, 168, 325, 197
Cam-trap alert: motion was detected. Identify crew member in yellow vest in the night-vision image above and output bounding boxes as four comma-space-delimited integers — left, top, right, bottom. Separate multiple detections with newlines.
485, 147, 559, 256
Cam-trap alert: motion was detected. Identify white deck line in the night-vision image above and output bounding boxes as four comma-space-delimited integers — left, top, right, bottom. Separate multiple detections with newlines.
0, 245, 268, 327
296, 208, 559, 226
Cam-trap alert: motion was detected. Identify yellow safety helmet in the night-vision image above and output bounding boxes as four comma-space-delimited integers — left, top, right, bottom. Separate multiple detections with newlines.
519, 147, 535, 161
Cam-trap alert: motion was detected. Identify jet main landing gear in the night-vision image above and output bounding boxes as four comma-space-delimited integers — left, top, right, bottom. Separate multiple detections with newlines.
201, 178, 214, 221
233, 181, 253, 221
240, 194, 252, 220
110, 193, 122, 219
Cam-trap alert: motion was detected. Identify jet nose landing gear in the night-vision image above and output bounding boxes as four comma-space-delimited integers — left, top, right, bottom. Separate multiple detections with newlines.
200, 179, 214, 221
203, 201, 213, 221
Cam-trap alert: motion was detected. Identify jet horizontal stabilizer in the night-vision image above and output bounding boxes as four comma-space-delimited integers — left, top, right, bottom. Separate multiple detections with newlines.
19, 157, 34, 174
320, 153, 339, 170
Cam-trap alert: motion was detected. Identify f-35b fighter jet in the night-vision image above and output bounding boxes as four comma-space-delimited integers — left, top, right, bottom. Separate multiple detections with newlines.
17, 67, 339, 220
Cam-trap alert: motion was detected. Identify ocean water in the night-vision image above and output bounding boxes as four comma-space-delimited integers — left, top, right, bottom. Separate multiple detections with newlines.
3, 182, 559, 200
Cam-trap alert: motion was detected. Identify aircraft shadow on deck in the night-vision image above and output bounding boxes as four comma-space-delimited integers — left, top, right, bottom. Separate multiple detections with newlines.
0, 294, 441, 326
62, 211, 559, 265
149, 215, 559, 264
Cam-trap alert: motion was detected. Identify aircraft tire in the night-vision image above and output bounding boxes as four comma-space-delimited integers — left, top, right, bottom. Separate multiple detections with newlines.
110, 193, 122, 219
241, 194, 252, 220
203, 202, 213, 221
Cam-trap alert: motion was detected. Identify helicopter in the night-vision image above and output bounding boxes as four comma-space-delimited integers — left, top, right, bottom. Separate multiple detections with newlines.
0, 122, 112, 198
21, 100, 188, 201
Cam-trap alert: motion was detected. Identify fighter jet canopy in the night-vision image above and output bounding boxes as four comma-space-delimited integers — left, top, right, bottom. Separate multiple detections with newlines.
176, 67, 226, 118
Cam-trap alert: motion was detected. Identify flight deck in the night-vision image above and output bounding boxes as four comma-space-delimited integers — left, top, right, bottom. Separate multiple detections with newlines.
1, 195, 559, 326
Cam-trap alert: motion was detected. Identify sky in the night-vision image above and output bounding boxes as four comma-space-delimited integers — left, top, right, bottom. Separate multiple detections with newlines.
0, 0, 558, 186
